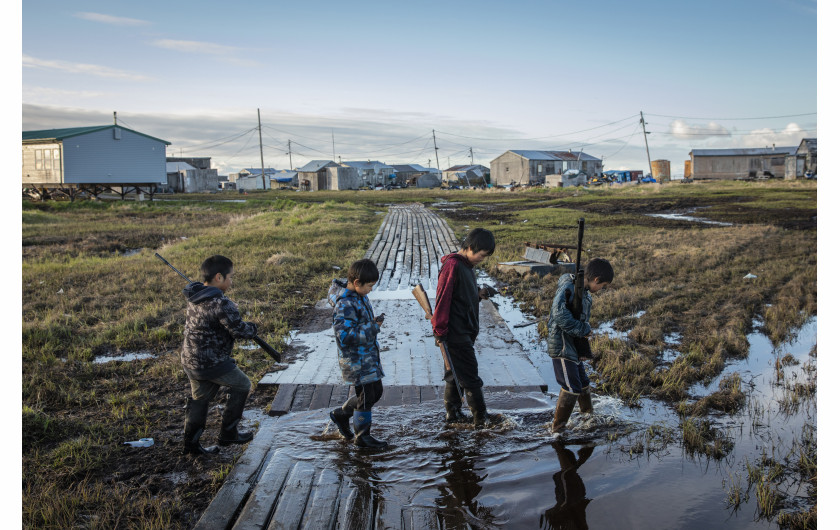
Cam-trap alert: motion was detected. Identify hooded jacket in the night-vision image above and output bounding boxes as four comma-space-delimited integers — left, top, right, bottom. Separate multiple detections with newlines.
546, 273, 593, 362
328, 279, 384, 385
181, 281, 257, 379
432, 252, 480, 345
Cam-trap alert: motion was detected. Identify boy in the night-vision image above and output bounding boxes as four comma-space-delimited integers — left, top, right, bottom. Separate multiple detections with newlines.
547, 257, 613, 433
432, 228, 495, 428
181, 255, 258, 455
328, 258, 388, 449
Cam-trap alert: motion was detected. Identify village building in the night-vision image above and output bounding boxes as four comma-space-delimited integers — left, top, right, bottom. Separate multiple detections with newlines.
229, 167, 280, 190
341, 160, 395, 188
490, 150, 603, 186
689, 145, 799, 180
391, 164, 432, 187
270, 169, 298, 189
22, 124, 170, 200
416, 171, 442, 188
297, 160, 360, 191
442, 165, 489, 187
166, 156, 223, 192
786, 138, 817, 179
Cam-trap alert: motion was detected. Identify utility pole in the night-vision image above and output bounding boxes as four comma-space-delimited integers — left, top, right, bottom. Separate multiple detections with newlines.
288, 139, 293, 170
257, 108, 266, 189
432, 129, 441, 180
113, 111, 117, 125
469, 147, 474, 166
640, 111, 653, 178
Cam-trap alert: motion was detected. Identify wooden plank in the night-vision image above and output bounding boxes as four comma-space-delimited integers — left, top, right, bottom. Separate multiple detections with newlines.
329, 384, 352, 409
402, 385, 421, 405
308, 384, 334, 410
407, 506, 441, 530
290, 384, 316, 412
374, 496, 404, 530
338, 481, 373, 530
192, 482, 252, 530
269, 384, 297, 416
267, 461, 316, 530
419, 385, 441, 403
378, 385, 403, 407
299, 468, 342, 530
231, 451, 294, 530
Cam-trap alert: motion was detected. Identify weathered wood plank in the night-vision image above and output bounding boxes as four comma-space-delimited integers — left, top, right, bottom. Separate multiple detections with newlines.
329, 384, 352, 409
299, 468, 342, 530
290, 384, 316, 412
267, 461, 316, 530
308, 384, 334, 410
269, 384, 297, 416
378, 385, 403, 407
419, 385, 441, 403
374, 496, 404, 530
402, 385, 421, 405
231, 451, 294, 530
193, 482, 252, 530
338, 481, 373, 530
406, 506, 441, 530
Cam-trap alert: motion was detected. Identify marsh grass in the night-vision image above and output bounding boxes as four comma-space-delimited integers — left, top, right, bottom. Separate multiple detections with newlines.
680, 417, 734, 459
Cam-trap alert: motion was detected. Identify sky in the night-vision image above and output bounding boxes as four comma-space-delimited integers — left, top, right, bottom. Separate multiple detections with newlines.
16, 0, 819, 177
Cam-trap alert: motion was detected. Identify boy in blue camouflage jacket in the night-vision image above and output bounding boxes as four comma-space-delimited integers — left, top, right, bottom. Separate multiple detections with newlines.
546, 258, 613, 434
181, 255, 258, 455
327, 258, 388, 449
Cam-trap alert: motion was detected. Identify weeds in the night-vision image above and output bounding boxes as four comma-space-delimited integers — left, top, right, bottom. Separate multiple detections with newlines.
680, 418, 734, 459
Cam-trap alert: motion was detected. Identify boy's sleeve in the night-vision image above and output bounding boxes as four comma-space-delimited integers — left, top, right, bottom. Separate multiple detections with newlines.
431, 259, 457, 338
333, 299, 377, 348
551, 286, 592, 338
218, 299, 258, 339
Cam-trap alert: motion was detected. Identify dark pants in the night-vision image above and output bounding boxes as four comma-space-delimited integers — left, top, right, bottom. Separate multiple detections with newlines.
444, 341, 484, 389
343, 380, 383, 412
552, 358, 590, 394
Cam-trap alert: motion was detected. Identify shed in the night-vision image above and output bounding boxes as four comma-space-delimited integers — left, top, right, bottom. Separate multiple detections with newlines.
490, 150, 602, 186
689, 145, 798, 180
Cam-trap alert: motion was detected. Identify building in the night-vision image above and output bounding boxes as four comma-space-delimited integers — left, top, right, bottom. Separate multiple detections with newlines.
166, 157, 223, 192
490, 150, 603, 186
784, 138, 817, 179
392, 164, 430, 187
230, 167, 280, 190
416, 171, 442, 188
298, 160, 360, 190
442, 165, 489, 187
270, 169, 298, 188
342, 161, 395, 188
689, 145, 798, 180
22, 125, 170, 199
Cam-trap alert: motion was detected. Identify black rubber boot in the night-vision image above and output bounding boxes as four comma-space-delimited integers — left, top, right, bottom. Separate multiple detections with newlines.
464, 387, 489, 428
329, 406, 355, 441
183, 397, 220, 455
551, 389, 579, 434
444, 381, 469, 424
353, 411, 388, 449
217, 390, 254, 446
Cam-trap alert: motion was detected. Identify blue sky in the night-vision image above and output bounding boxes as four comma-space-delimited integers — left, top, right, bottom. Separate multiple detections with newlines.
18, 0, 819, 175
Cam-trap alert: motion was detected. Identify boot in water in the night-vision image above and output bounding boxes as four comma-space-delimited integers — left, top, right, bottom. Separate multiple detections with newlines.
353, 411, 388, 449
329, 406, 354, 441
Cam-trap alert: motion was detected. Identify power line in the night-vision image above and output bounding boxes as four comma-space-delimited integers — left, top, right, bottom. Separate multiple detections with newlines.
435, 114, 639, 141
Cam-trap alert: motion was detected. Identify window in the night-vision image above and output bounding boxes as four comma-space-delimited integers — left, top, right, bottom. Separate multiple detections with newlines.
537, 164, 543, 173
34, 149, 42, 170
43, 151, 52, 171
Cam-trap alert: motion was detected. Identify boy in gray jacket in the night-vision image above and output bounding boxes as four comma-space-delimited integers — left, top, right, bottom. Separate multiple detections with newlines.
181, 255, 258, 455
546, 258, 613, 434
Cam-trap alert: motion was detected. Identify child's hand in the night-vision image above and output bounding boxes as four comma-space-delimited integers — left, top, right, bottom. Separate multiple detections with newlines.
375, 313, 385, 324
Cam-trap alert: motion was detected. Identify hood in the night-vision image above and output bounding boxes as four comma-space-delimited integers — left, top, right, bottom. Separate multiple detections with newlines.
327, 278, 348, 308
183, 281, 224, 303
441, 252, 473, 269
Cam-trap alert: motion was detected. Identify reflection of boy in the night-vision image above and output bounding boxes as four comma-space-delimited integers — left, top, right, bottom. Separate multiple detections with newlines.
547, 258, 613, 434
181, 255, 258, 455
432, 228, 495, 427
540, 442, 594, 528
328, 258, 388, 449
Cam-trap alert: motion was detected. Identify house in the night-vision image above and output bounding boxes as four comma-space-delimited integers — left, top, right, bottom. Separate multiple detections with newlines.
166, 156, 224, 192
270, 169, 298, 189
342, 161, 395, 188
22, 125, 170, 199
490, 150, 603, 186
689, 145, 798, 180
231, 167, 279, 190
392, 164, 431, 187
416, 171, 442, 188
785, 138, 817, 179
166, 161, 196, 192
298, 160, 360, 190
442, 165, 489, 187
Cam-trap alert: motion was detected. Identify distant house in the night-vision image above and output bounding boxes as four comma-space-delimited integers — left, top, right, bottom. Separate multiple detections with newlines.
342, 161, 395, 187
298, 160, 360, 190
689, 145, 798, 180
231, 167, 279, 190
166, 156, 223, 192
22, 125, 170, 198
490, 150, 603, 186
392, 164, 431, 187
442, 165, 489, 187
784, 138, 817, 179
271, 169, 298, 188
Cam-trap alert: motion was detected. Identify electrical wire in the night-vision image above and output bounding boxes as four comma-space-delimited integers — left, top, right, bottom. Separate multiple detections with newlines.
435, 114, 639, 141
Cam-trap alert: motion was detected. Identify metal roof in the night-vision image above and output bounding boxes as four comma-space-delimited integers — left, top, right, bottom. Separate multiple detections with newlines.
298, 160, 337, 172
22, 125, 171, 145
691, 146, 797, 157
241, 167, 278, 175
444, 164, 488, 172
342, 160, 394, 170
166, 162, 196, 172
507, 150, 601, 162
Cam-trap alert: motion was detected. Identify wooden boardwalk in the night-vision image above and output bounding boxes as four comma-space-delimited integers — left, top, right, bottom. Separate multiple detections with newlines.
198, 204, 548, 530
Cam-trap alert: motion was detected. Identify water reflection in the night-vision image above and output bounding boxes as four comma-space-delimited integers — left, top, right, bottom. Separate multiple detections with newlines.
540, 442, 594, 530
436, 438, 497, 527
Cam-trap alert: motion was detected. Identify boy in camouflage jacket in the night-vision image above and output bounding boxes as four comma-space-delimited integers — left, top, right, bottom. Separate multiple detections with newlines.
181, 255, 258, 455
327, 259, 388, 449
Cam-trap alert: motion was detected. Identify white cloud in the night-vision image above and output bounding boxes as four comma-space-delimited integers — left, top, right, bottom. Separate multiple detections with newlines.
669, 119, 731, 139
24, 86, 106, 100
738, 122, 809, 147
74, 12, 150, 26
150, 39, 260, 67
22, 55, 151, 81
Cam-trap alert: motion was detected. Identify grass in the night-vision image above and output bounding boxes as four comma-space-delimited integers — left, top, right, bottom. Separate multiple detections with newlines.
21, 181, 816, 527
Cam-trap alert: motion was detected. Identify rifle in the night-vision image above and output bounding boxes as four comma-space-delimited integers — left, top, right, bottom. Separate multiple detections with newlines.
155, 253, 283, 363
411, 283, 464, 402
567, 218, 593, 359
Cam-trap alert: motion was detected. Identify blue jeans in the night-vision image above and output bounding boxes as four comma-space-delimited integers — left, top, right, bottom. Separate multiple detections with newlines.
552, 358, 590, 394
189, 365, 251, 401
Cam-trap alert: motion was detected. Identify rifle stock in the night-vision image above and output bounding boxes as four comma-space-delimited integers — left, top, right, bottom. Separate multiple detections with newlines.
411, 284, 461, 397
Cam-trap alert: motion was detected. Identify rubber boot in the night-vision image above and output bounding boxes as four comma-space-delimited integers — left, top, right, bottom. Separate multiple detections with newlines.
464, 387, 489, 428
578, 386, 593, 414
551, 389, 580, 434
183, 397, 220, 455
444, 381, 469, 424
217, 390, 254, 446
352, 411, 388, 449
329, 405, 355, 441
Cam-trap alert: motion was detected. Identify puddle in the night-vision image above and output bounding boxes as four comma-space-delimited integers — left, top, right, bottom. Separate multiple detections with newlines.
646, 209, 733, 226
92, 352, 155, 364
121, 248, 144, 257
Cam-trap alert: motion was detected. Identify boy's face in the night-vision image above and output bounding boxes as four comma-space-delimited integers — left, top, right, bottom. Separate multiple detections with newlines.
209, 269, 234, 292
463, 248, 491, 266
587, 277, 610, 294
351, 279, 376, 296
